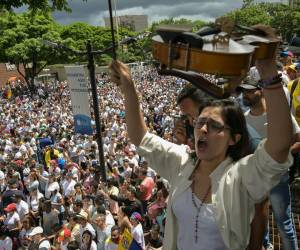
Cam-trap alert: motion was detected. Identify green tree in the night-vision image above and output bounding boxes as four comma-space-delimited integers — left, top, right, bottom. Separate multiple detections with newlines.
0, 0, 86, 12
0, 11, 65, 91
242, 0, 254, 9
60, 22, 140, 65
225, 2, 300, 42
226, 3, 272, 27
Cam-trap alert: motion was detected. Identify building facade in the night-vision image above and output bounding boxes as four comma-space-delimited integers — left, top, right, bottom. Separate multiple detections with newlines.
0, 63, 25, 87
104, 15, 148, 32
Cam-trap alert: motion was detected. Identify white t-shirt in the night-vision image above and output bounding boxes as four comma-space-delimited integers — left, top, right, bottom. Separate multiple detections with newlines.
96, 227, 111, 250
131, 223, 145, 249
4, 212, 20, 230
27, 192, 44, 212
38, 239, 51, 249
83, 240, 97, 250
0, 236, 12, 250
16, 200, 29, 220
245, 110, 300, 138
62, 179, 76, 197
172, 188, 227, 250
104, 240, 118, 250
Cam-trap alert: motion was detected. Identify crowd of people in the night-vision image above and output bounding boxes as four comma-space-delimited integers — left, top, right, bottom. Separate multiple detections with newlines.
0, 48, 298, 250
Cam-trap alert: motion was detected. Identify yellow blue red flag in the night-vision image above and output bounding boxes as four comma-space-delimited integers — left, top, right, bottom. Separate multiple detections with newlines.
117, 229, 142, 250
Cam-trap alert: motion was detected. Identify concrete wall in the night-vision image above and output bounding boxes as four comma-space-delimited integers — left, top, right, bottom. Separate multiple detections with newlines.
0, 63, 25, 87
42, 64, 109, 82
104, 15, 148, 32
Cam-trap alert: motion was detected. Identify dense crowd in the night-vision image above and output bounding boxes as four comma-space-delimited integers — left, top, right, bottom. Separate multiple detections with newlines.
0, 50, 299, 250
0, 66, 188, 250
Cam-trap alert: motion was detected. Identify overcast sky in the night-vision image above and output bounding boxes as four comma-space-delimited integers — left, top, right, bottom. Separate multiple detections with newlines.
49, 0, 286, 26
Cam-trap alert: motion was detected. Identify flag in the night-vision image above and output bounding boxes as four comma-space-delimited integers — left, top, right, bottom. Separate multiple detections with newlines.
118, 229, 143, 250
4, 85, 12, 99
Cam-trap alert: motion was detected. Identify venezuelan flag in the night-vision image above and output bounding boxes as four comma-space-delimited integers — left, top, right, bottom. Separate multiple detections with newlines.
4, 85, 12, 99
118, 229, 143, 250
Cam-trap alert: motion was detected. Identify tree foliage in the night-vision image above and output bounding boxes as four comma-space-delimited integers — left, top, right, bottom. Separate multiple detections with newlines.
0, 0, 87, 12
0, 11, 65, 89
150, 18, 208, 33
0, 11, 144, 88
226, 2, 300, 42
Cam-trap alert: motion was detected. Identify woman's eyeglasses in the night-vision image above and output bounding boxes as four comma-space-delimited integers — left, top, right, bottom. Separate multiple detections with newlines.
193, 117, 230, 134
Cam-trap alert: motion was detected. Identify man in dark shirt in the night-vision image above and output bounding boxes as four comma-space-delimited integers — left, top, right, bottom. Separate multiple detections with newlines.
2, 178, 24, 209
109, 185, 143, 216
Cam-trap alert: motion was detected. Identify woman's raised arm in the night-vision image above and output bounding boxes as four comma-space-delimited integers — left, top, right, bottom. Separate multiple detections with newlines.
109, 60, 148, 146
256, 58, 293, 163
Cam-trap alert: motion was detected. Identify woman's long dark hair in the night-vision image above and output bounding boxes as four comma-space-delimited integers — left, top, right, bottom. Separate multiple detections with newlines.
82, 230, 93, 250
202, 99, 251, 161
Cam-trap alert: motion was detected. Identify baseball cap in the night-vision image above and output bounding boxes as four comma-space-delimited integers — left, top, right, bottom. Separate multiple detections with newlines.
280, 51, 294, 57
236, 76, 260, 91
76, 211, 88, 220
130, 212, 143, 222
23, 168, 30, 176
4, 203, 16, 212
286, 63, 300, 72
0, 171, 5, 180
28, 226, 43, 236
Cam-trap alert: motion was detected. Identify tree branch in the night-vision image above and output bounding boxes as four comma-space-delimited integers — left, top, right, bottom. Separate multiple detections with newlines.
16, 63, 26, 80
36, 62, 49, 76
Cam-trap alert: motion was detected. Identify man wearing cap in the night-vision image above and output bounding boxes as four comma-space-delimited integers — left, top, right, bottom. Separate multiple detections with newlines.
279, 51, 294, 67
2, 203, 21, 235
1, 178, 24, 208
286, 63, 300, 82
238, 76, 300, 250
28, 226, 51, 250
130, 212, 145, 249
76, 211, 96, 240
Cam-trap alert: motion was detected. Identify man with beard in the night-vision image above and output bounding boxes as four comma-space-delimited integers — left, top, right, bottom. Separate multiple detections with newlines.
238, 76, 300, 250
104, 226, 120, 250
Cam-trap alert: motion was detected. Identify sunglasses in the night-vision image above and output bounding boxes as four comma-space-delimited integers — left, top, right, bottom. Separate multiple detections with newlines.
193, 117, 230, 134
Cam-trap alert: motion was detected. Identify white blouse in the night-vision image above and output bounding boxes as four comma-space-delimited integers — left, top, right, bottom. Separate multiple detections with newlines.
172, 188, 227, 250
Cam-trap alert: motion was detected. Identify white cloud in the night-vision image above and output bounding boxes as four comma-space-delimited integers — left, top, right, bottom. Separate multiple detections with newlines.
86, 2, 241, 26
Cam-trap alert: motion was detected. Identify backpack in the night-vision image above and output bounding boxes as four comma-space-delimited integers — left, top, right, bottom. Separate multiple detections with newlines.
28, 238, 49, 250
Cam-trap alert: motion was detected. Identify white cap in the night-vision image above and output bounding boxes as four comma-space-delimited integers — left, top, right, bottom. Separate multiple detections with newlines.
14, 152, 22, 159
28, 226, 43, 236
23, 168, 30, 176
76, 211, 88, 220
0, 171, 5, 180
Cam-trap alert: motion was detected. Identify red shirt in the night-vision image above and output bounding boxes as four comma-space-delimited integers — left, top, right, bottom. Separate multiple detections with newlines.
140, 177, 155, 201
